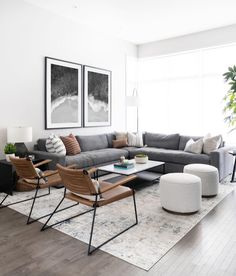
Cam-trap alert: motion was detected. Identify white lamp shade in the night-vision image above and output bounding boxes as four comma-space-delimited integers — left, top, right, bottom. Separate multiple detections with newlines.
7, 127, 32, 143
126, 96, 139, 107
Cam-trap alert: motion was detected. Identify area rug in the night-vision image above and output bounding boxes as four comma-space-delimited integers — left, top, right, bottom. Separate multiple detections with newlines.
0, 178, 234, 271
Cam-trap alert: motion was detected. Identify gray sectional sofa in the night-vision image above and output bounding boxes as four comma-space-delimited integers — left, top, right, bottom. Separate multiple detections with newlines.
31, 132, 234, 181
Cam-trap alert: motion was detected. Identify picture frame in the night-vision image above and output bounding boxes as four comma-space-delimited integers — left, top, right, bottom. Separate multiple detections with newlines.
83, 65, 111, 127
45, 57, 83, 129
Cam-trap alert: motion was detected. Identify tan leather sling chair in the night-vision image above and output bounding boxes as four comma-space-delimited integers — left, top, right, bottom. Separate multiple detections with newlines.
41, 164, 138, 255
1, 157, 76, 225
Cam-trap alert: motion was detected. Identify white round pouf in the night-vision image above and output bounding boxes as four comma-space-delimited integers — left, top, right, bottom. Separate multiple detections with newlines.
184, 164, 219, 197
160, 173, 201, 214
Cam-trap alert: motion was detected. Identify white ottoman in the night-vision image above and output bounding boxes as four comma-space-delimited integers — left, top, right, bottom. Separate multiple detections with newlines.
184, 164, 219, 197
160, 173, 201, 214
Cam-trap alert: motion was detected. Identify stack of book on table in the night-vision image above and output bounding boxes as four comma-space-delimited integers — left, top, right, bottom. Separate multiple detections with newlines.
114, 160, 135, 169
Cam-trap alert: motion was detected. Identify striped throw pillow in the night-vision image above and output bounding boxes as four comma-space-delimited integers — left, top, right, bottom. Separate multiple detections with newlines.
46, 134, 66, 155
60, 134, 81, 155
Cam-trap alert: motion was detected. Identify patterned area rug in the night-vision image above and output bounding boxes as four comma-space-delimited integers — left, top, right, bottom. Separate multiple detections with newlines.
0, 177, 234, 271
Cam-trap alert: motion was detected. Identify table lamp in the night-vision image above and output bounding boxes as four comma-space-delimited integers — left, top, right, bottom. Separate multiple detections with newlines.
7, 126, 32, 157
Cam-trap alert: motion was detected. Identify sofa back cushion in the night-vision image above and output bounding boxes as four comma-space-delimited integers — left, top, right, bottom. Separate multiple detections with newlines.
145, 132, 180, 150
106, 133, 116, 148
37, 139, 47, 151
76, 134, 109, 152
179, 135, 202, 150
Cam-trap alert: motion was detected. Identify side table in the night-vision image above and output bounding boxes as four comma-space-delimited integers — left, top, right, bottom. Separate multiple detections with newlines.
0, 160, 16, 195
228, 150, 236, 182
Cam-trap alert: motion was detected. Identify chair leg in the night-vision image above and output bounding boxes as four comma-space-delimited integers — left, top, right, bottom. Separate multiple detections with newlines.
41, 188, 93, 231
0, 194, 9, 206
27, 187, 81, 227
27, 184, 40, 224
88, 205, 97, 255
41, 195, 65, 231
133, 189, 138, 224
0, 187, 50, 210
88, 191, 138, 255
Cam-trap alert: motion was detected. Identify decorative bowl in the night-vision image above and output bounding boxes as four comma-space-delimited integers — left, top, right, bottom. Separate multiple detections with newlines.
135, 154, 148, 164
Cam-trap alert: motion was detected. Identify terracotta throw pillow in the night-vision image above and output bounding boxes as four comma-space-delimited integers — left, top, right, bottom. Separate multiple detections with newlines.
115, 131, 128, 140
112, 138, 128, 148
60, 134, 81, 155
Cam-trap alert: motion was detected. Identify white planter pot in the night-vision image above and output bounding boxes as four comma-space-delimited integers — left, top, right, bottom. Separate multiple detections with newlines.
135, 155, 148, 164
5, 153, 15, 162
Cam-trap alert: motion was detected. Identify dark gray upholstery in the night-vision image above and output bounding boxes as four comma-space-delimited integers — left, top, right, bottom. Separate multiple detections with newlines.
128, 147, 210, 165
145, 132, 180, 150
178, 135, 202, 150
31, 132, 233, 181
36, 139, 47, 151
210, 146, 234, 180
106, 133, 116, 148
86, 148, 129, 166
32, 150, 66, 169
65, 153, 94, 168
76, 134, 109, 152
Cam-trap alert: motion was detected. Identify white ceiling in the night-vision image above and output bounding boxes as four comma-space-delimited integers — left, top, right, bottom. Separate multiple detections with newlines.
24, 0, 236, 44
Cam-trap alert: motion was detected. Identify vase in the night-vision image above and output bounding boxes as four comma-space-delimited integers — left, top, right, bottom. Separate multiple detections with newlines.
6, 153, 15, 162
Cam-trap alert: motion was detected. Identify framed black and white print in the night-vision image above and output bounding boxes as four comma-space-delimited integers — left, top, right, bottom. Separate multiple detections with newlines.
83, 66, 111, 127
45, 57, 82, 129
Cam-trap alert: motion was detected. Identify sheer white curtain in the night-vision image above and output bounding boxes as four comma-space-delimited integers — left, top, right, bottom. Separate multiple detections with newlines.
130, 43, 236, 144
126, 56, 138, 132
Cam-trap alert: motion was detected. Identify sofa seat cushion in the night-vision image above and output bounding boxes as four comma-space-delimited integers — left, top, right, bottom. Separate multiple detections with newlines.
86, 148, 129, 166
65, 153, 94, 168
128, 147, 210, 165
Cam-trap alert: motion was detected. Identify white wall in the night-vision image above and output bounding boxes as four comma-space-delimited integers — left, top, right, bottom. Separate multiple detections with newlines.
0, 0, 137, 158
138, 24, 236, 57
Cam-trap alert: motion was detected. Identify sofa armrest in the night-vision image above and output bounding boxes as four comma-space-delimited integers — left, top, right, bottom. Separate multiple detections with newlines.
210, 146, 234, 181
30, 150, 66, 170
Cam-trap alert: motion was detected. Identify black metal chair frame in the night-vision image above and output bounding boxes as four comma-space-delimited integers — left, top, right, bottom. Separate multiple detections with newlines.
0, 187, 50, 209
0, 177, 79, 225
41, 187, 138, 255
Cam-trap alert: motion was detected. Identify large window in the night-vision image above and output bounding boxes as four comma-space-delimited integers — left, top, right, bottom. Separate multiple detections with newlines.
127, 43, 236, 144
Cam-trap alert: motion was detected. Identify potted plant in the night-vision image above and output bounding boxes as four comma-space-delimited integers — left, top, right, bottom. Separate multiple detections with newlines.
4, 143, 16, 162
135, 153, 148, 164
223, 66, 236, 131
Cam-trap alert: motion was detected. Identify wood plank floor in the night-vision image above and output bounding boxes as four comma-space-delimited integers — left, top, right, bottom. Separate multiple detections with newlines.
1, 190, 236, 276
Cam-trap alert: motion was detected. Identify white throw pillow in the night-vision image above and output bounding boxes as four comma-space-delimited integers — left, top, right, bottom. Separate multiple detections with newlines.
46, 134, 66, 155
184, 138, 203, 154
24, 168, 46, 184
128, 132, 144, 147
203, 135, 222, 154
